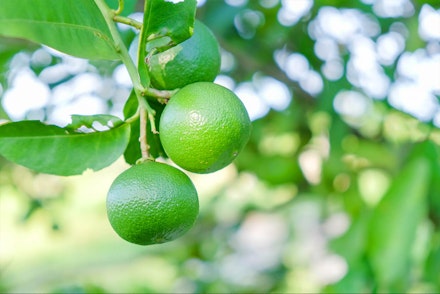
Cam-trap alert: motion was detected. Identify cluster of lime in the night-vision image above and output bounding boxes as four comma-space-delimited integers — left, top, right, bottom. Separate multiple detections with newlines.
106, 20, 251, 245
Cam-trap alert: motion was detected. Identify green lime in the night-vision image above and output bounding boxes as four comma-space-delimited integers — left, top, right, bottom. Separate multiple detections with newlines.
147, 20, 221, 90
159, 82, 251, 174
106, 161, 199, 245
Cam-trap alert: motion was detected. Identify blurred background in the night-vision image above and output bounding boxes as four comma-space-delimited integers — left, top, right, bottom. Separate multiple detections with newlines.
1, 0, 440, 293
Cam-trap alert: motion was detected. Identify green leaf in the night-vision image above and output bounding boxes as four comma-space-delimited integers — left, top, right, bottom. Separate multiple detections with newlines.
327, 212, 372, 293
367, 155, 431, 291
143, 0, 197, 47
136, 0, 196, 87
411, 140, 440, 225
0, 0, 120, 60
424, 237, 440, 290
66, 114, 124, 132
0, 119, 130, 176
324, 264, 371, 294
331, 211, 370, 264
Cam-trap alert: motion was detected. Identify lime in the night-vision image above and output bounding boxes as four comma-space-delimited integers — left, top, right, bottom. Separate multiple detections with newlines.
106, 161, 199, 245
147, 20, 221, 90
159, 82, 251, 174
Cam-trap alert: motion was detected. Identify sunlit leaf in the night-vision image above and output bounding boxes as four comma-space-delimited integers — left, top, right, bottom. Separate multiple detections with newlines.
0, 119, 130, 176
0, 0, 120, 60
66, 114, 124, 132
367, 155, 431, 291
143, 0, 197, 48
135, 0, 196, 87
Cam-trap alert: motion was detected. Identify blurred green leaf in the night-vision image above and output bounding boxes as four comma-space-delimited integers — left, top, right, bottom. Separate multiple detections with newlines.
332, 211, 370, 264
367, 155, 431, 291
424, 234, 440, 290
414, 140, 440, 225
328, 212, 372, 293
325, 265, 372, 294
51, 283, 108, 294
238, 154, 303, 185
0, 0, 120, 60
0, 119, 130, 175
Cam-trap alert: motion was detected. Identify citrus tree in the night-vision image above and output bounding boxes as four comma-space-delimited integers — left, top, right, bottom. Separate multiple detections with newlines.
0, 0, 252, 245
0, 0, 440, 293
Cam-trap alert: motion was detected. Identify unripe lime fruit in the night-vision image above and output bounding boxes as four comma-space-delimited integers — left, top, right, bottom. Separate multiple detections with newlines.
106, 161, 199, 245
147, 20, 221, 90
159, 82, 251, 174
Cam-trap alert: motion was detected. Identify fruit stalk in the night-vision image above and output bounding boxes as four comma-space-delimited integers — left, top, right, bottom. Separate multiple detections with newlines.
139, 106, 150, 160
113, 15, 142, 30
96, 0, 159, 162
141, 88, 178, 102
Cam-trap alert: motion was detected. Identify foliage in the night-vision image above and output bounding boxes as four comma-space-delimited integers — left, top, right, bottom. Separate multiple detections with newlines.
0, 0, 198, 173
0, 0, 439, 293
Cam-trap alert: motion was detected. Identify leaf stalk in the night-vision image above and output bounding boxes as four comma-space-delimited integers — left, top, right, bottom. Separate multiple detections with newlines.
114, 0, 124, 15
113, 15, 142, 30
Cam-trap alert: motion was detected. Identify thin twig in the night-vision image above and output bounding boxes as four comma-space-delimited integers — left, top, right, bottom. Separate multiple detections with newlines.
114, 0, 124, 15
148, 112, 159, 134
142, 88, 178, 100
125, 107, 140, 124
139, 106, 149, 159
113, 15, 142, 30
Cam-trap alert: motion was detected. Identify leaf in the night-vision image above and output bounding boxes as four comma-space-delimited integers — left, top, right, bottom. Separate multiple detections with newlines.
367, 155, 431, 291
0, 0, 120, 60
424, 240, 440, 290
411, 140, 440, 226
123, 91, 166, 164
327, 212, 372, 293
324, 264, 371, 294
136, 0, 196, 87
331, 211, 370, 265
66, 114, 124, 132
0, 119, 130, 176
143, 0, 197, 48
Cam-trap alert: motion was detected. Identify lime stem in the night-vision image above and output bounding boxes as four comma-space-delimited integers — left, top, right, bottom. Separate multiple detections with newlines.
113, 15, 142, 30
148, 112, 158, 134
125, 107, 140, 124
139, 106, 150, 159
94, 0, 143, 93
142, 88, 178, 100
95, 0, 159, 161
114, 0, 124, 15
